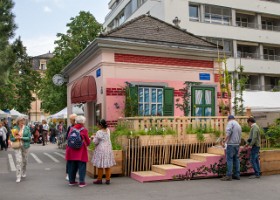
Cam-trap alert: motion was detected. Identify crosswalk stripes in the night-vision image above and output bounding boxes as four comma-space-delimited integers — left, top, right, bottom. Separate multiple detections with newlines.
8, 154, 16, 172
6, 151, 65, 172
43, 153, 60, 163
30, 153, 43, 164
53, 152, 65, 159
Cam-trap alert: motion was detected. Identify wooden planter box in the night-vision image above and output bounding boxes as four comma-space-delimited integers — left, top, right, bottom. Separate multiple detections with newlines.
260, 150, 280, 175
86, 150, 123, 178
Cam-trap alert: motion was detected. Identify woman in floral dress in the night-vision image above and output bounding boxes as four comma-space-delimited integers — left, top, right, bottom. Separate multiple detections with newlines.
91, 119, 116, 184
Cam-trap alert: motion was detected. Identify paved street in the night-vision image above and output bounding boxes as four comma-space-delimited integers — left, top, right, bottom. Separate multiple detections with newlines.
0, 144, 280, 200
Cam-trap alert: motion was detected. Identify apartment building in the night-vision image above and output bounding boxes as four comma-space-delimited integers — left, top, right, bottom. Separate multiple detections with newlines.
29, 52, 53, 123
103, 0, 280, 91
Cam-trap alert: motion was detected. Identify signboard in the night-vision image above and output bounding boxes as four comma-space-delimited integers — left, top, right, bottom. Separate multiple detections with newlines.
199, 73, 210, 81
96, 68, 101, 78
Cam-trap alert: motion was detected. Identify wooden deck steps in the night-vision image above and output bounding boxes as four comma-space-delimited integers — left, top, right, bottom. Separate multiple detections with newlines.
131, 146, 226, 183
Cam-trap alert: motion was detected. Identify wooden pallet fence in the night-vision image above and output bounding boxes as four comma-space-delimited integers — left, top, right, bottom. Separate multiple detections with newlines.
123, 138, 214, 176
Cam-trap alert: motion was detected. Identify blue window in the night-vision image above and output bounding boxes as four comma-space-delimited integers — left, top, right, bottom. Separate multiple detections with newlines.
138, 87, 163, 116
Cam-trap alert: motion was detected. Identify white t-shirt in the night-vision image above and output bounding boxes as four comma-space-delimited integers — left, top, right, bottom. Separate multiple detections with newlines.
0, 127, 7, 140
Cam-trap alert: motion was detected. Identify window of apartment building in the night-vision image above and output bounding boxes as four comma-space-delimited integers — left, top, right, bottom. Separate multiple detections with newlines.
206, 37, 232, 55
137, 0, 146, 7
262, 20, 274, 30
236, 17, 248, 27
189, 4, 199, 21
115, 10, 125, 26
263, 48, 276, 60
205, 5, 231, 25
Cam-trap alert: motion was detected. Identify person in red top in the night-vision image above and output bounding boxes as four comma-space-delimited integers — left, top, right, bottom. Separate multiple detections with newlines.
65, 116, 90, 188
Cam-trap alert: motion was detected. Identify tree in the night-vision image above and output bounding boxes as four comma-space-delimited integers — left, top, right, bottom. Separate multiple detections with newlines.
0, 0, 17, 84
0, 38, 41, 113
38, 11, 102, 113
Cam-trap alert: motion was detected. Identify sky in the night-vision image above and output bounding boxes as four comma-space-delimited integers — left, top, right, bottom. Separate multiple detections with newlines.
12, 0, 110, 56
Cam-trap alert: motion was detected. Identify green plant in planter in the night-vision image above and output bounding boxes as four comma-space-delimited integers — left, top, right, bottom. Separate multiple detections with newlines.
266, 118, 280, 147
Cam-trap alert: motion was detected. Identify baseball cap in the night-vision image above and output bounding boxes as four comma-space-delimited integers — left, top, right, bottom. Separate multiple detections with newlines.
228, 115, 235, 120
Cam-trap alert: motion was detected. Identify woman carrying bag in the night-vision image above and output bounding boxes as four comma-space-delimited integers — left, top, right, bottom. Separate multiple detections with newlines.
10, 116, 31, 183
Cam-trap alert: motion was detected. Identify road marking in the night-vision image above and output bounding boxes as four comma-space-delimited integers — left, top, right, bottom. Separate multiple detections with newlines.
44, 153, 60, 163
54, 152, 65, 159
30, 153, 43, 164
8, 154, 16, 171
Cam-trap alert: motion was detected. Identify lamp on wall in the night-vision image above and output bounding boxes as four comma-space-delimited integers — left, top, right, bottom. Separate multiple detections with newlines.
114, 102, 120, 109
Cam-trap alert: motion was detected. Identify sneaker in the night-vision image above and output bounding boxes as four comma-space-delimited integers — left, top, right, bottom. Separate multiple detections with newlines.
105, 180, 110, 185
232, 176, 240, 180
68, 182, 78, 186
16, 178, 21, 183
220, 176, 232, 181
65, 175, 69, 181
79, 183, 87, 188
22, 173, 26, 178
93, 180, 102, 184
249, 175, 260, 179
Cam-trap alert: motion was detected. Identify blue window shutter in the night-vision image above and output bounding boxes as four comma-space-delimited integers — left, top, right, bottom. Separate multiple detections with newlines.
163, 87, 174, 116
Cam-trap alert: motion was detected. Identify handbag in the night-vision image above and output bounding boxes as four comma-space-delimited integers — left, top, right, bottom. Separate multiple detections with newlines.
11, 140, 22, 149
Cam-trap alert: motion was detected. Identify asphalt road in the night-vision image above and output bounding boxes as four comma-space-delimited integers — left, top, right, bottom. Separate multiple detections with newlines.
0, 144, 280, 200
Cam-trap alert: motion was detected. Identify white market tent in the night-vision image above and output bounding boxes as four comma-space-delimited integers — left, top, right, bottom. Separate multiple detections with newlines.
48, 106, 84, 119
234, 91, 280, 112
0, 109, 9, 118
10, 109, 28, 119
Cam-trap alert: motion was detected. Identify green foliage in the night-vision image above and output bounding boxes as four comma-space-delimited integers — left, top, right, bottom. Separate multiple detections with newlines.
233, 65, 248, 115
0, 38, 41, 112
266, 118, 280, 147
241, 123, 251, 133
0, 0, 17, 85
186, 125, 221, 140
38, 11, 102, 113
124, 85, 138, 117
175, 81, 201, 116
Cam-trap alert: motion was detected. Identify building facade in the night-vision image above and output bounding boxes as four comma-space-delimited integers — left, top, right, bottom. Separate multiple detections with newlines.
63, 15, 226, 128
29, 52, 53, 123
103, 0, 280, 91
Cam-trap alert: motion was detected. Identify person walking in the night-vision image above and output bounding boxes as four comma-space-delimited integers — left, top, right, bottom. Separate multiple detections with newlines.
246, 117, 261, 179
65, 116, 90, 188
33, 124, 40, 144
91, 119, 116, 185
3, 119, 11, 149
0, 121, 7, 150
65, 114, 77, 181
220, 115, 242, 181
42, 120, 49, 145
10, 116, 31, 183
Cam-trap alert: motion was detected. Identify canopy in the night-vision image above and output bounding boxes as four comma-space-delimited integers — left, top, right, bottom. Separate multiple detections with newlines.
8, 109, 28, 119
49, 107, 67, 119
48, 105, 84, 119
0, 109, 9, 118
233, 91, 280, 112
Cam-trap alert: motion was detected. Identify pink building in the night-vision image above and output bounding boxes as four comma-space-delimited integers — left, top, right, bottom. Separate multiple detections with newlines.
62, 15, 225, 129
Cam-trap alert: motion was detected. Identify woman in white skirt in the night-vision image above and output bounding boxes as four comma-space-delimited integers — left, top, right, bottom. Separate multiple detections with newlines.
91, 119, 116, 185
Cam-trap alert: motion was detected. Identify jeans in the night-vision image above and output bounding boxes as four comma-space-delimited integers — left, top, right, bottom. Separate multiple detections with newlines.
0, 136, 6, 150
250, 146, 261, 176
68, 161, 86, 183
226, 145, 240, 177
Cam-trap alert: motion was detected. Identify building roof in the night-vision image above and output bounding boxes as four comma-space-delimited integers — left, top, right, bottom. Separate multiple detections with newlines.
33, 52, 53, 59
101, 14, 219, 50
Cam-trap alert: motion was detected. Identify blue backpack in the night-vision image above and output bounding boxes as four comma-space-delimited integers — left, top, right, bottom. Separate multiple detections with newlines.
67, 127, 84, 149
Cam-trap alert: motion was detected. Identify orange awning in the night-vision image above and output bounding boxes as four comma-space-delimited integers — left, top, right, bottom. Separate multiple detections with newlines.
71, 76, 97, 104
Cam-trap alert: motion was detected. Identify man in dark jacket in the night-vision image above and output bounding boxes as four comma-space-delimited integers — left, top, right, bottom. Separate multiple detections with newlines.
3, 118, 11, 149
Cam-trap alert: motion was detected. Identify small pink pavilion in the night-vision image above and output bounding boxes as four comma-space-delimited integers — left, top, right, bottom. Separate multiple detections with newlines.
62, 15, 226, 129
